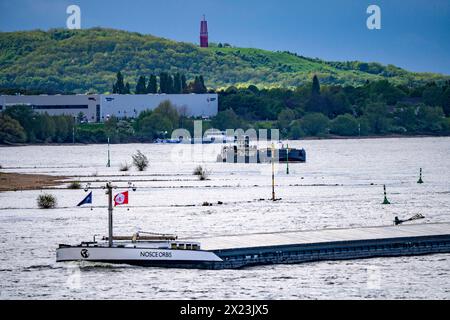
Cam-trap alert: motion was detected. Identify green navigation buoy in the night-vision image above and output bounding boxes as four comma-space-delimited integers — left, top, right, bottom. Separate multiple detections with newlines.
286, 143, 290, 175
382, 184, 390, 204
107, 137, 111, 168
417, 168, 423, 184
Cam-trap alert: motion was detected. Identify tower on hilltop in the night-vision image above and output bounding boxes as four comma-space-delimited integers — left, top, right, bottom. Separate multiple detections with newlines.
200, 15, 208, 48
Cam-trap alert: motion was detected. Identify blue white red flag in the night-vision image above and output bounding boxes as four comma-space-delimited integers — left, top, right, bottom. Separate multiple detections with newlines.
77, 191, 92, 207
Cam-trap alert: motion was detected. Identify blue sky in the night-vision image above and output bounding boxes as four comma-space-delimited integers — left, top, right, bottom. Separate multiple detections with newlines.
1, 0, 449, 74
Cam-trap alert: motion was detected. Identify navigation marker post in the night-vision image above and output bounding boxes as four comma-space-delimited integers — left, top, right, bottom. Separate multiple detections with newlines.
107, 137, 111, 168
286, 143, 290, 175
417, 168, 423, 184
382, 184, 390, 205
272, 142, 276, 201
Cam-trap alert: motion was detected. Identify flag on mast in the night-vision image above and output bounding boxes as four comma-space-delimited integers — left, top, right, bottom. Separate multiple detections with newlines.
114, 191, 129, 206
77, 191, 92, 207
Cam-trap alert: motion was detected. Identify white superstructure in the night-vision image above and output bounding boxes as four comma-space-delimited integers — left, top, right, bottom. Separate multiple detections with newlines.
0, 93, 218, 122
56, 182, 222, 268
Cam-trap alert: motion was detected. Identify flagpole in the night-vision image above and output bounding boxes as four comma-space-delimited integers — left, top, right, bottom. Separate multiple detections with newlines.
107, 182, 113, 247
272, 142, 275, 201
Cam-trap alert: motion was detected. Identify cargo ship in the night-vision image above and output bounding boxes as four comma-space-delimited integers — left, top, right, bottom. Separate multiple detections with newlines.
56, 183, 450, 269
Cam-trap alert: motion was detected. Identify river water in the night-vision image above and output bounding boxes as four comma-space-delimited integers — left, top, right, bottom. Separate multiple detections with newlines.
0, 137, 449, 299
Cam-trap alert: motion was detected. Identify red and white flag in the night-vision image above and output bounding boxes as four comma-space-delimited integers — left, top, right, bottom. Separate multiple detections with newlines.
114, 191, 129, 206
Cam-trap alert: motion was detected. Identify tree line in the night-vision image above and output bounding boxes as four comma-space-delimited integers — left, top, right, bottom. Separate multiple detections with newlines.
1, 76, 450, 145
215, 76, 450, 138
0, 101, 194, 144
112, 71, 207, 94
0, 106, 76, 144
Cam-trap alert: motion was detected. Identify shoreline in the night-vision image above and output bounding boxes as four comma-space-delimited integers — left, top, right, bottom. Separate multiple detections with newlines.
0, 134, 449, 147
298, 134, 449, 141
0, 172, 68, 192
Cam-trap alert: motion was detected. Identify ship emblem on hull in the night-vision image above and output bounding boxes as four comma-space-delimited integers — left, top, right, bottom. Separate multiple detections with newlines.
80, 249, 89, 258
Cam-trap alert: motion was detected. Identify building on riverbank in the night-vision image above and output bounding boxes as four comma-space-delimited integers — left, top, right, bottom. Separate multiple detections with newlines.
0, 93, 218, 122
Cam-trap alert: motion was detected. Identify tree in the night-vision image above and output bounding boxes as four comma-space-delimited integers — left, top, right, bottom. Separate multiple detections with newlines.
312, 75, 321, 96
301, 113, 329, 136
364, 101, 390, 134
112, 71, 126, 94
153, 100, 180, 128
181, 74, 188, 93
277, 108, 296, 129
3, 105, 37, 137
53, 115, 70, 142
441, 87, 450, 117
147, 75, 158, 94
125, 82, 131, 94
247, 85, 259, 95
173, 73, 182, 94
166, 74, 174, 94
330, 114, 360, 136
35, 113, 56, 142
191, 76, 207, 94
393, 103, 417, 132
159, 72, 168, 93
135, 76, 147, 94
422, 83, 442, 106
211, 109, 243, 130
135, 109, 153, 132
0, 114, 27, 143
325, 90, 352, 118
289, 120, 304, 139
139, 113, 174, 139
199, 76, 207, 93
305, 94, 328, 114
416, 104, 445, 133
368, 80, 405, 105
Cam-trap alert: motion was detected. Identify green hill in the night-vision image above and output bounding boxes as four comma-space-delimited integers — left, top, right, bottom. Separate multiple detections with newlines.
0, 28, 448, 93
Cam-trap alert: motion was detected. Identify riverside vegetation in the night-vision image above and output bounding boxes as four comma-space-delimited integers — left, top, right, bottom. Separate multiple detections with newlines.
1, 28, 449, 92
1, 28, 450, 144
1, 75, 449, 144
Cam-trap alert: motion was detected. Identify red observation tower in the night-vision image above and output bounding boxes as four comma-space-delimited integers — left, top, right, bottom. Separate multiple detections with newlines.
200, 15, 209, 48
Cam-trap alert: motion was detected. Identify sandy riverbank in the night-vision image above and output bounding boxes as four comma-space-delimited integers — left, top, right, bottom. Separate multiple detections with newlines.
0, 172, 68, 192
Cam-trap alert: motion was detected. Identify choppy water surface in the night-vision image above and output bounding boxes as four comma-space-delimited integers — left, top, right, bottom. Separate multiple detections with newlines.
0, 137, 449, 299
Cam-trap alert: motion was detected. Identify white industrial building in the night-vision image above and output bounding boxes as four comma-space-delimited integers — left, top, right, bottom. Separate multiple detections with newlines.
0, 94, 99, 121
100, 94, 217, 120
0, 94, 218, 122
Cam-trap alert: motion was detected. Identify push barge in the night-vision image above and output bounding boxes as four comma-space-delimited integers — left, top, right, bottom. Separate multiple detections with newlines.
191, 222, 450, 269
217, 137, 306, 163
57, 222, 450, 269
56, 182, 450, 269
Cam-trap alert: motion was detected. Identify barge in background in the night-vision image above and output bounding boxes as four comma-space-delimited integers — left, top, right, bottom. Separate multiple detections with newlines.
217, 137, 306, 163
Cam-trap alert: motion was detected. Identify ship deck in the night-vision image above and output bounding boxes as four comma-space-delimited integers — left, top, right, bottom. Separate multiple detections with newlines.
184, 222, 450, 251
